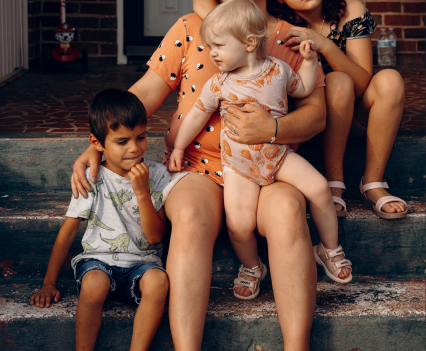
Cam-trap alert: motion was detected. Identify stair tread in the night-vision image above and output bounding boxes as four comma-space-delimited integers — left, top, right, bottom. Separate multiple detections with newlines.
1, 192, 424, 220
1, 279, 424, 322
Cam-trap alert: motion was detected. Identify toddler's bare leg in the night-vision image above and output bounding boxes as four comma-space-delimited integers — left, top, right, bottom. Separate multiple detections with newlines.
130, 269, 169, 351
76, 270, 111, 351
275, 152, 350, 279
224, 172, 261, 297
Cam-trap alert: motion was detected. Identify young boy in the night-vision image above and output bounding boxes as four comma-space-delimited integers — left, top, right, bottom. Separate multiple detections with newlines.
30, 89, 172, 351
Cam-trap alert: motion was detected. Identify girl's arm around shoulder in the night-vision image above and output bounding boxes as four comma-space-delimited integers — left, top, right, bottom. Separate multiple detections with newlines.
30, 217, 82, 308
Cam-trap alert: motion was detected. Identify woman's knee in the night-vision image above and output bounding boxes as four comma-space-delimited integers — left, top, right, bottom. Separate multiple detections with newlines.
325, 72, 355, 101
371, 69, 405, 103
80, 270, 110, 303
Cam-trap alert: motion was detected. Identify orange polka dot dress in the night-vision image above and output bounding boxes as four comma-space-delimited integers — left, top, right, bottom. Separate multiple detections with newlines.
195, 57, 301, 186
148, 14, 325, 185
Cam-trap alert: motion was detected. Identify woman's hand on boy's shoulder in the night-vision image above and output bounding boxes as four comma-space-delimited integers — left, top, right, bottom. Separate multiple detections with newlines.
30, 284, 61, 308
129, 162, 150, 197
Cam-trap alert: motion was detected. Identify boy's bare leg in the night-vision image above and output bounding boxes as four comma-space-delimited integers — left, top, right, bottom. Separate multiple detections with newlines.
75, 270, 111, 351
130, 268, 169, 351
275, 152, 349, 279
224, 172, 261, 297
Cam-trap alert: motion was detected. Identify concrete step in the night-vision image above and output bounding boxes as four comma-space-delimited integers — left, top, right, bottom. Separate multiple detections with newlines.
0, 130, 424, 193
1, 193, 424, 283
0, 278, 424, 350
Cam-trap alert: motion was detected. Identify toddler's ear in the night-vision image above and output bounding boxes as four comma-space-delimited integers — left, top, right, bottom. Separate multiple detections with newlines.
89, 134, 104, 152
246, 34, 257, 53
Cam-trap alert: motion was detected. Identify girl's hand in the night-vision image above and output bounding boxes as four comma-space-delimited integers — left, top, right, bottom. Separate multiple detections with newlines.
30, 284, 61, 308
168, 149, 185, 172
283, 27, 327, 53
129, 162, 150, 197
299, 40, 317, 62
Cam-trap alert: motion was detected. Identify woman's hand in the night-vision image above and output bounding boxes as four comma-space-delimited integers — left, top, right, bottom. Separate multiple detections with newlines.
223, 105, 276, 144
71, 144, 102, 199
283, 27, 328, 53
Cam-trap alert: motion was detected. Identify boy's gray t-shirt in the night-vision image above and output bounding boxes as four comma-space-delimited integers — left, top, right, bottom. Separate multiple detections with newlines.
67, 160, 171, 272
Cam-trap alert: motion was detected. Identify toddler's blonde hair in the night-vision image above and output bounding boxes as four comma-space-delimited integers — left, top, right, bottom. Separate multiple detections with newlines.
199, 0, 267, 60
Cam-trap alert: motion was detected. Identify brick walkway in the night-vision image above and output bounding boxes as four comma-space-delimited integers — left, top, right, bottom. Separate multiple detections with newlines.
0, 64, 424, 134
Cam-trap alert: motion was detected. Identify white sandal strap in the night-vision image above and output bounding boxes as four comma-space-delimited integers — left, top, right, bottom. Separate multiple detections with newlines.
234, 277, 256, 290
332, 196, 347, 211
323, 245, 345, 260
376, 196, 407, 212
239, 265, 262, 279
332, 259, 352, 271
359, 177, 389, 194
328, 181, 346, 190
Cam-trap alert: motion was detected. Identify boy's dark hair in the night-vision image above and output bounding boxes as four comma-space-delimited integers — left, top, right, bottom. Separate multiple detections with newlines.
89, 88, 147, 147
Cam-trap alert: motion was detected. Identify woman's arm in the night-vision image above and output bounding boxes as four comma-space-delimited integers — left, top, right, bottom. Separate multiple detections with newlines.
223, 86, 326, 145
283, 1, 373, 97
193, 0, 219, 19
71, 69, 172, 198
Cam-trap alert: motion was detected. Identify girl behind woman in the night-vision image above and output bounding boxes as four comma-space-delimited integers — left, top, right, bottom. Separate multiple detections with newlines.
172, 0, 352, 299
277, 0, 407, 219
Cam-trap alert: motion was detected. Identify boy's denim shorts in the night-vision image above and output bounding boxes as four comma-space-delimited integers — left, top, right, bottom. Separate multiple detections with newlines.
75, 259, 166, 304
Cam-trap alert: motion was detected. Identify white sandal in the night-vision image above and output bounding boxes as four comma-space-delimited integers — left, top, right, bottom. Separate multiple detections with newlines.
328, 181, 347, 218
233, 259, 267, 300
359, 177, 407, 219
314, 242, 352, 284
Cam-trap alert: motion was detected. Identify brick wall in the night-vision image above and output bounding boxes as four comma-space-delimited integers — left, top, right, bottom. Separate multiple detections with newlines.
28, 0, 424, 69
367, 0, 425, 65
28, 0, 117, 68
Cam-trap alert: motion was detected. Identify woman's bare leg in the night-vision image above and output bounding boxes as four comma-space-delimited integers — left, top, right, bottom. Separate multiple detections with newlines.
321, 72, 355, 211
224, 172, 261, 297
355, 69, 406, 213
165, 174, 223, 351
257, 182, 317, 351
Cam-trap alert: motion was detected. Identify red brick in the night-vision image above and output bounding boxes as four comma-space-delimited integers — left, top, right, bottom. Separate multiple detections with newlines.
80, 30, 116, 43
28, 1, 41, 15
418, 41, 425, 51
80, 3, 116, 16
100, 18, 117, 29
396, 53, 425, 64
403, 2, 426, 13
28, 16, 40, 30
42, 2, 78, 14
67, 17, 100, 29
28, 30, 41, 44
40, 15, 61, 28
404, 28, 425, 38
100, 44, 117, 55
42, 29, 58, 42
385, 15, 421, 26
371, 14, 382, 25
366, 2, 401, 13
71, 43, 99, 55
397, 41, 417, 52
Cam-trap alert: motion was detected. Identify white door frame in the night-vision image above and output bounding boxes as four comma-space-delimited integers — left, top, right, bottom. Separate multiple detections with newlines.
117, 0, 127, 65
0, 0, 28, 83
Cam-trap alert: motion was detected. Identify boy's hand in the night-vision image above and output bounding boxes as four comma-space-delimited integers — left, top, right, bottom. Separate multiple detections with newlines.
299, 40, 317, 62
168, 149, 185, 172
30, 284, 61, 308
129, 162, 150, 197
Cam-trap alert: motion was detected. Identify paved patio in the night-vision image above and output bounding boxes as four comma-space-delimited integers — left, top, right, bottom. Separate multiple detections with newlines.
0, 64, 424, 134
